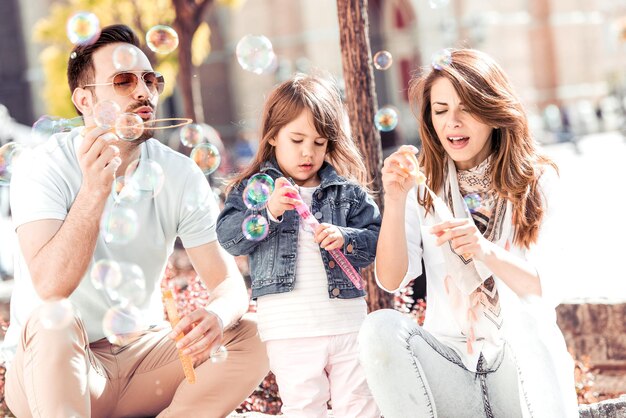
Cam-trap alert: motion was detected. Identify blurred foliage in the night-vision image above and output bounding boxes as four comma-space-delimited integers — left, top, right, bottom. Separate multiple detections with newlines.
32, 0, 214, 118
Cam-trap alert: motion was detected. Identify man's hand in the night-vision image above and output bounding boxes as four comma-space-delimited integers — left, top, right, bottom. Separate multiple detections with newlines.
77, 127, 121, 200
168, 308, 224, 366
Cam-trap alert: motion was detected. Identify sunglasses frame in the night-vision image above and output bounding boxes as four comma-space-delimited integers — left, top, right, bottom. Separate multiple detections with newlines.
82, 71, 165, 97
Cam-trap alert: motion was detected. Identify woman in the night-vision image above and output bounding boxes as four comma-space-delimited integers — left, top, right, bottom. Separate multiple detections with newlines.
359, 49, 578, 417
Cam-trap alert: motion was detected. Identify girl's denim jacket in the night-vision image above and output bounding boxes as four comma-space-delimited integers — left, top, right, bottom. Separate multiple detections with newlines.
216, 160, 381, 300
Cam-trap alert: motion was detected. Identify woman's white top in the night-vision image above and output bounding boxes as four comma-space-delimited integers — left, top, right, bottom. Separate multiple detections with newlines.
376, 167, 579, 417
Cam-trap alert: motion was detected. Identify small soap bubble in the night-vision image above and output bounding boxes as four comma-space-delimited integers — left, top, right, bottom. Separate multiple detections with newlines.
243, 174, 274, 210
39, 299, 74, 330
101, 205, 139, 244
242, 214, 269, 241
432, 49, 452, 70
0, 142, 21, 186
112, 44, 138, 70
115, 113, 144, 141
32, 115, 62, 141
112, 175, 142, 205
94, 100, 121, 129
102, 304, 144, 345
374, 107, 399, 132
210, 345, 229, 363
180, 124, 204, 148
124, 159, 165, 198
190, 143, 221, 175
463, 193, 482, 212
105, 262, 147, 308
146, 25, 179, 54
373, 50, 393, 70
90, 259, 122, 291
235, 34, 276, 75
66, 12, 100, 45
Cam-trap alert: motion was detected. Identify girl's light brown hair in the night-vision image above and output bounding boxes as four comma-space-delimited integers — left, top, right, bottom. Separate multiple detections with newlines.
408, 49, 557, 248
229, 74, 367, 190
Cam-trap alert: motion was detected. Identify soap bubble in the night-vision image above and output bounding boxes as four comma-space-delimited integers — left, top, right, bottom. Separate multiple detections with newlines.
210, 345, 229, 363
374, 107, 399, 132
39, 299, 75, 330
66, 12, 100, 45
124, 159, 165, 198
242, 214, 269, 241
101, 205, 139, 244
190, 143, 221, 175
102, 304, 145, 345
373, 50, 393, 70
236, 34, 276, 75
0, 142, 21, 186
180, 124, 204, 148
112, 44, 138, 70
146, 25, 179, 54
432, 49, 452, 70
94, 100, 121, 129
115, 113, 144, 141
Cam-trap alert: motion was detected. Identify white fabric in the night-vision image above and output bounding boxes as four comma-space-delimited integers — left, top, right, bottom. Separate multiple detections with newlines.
257, 187, 367, 342
375, 166, 579, 417
3, 128, 219, 362
266, 333, 379, 418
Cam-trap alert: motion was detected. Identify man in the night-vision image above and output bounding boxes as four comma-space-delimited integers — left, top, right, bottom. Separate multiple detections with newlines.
2, 24, 268, 417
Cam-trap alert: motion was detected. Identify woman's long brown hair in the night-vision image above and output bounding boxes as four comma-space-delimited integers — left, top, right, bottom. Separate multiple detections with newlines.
408, 49, 557, 248
228, 74, 367, 191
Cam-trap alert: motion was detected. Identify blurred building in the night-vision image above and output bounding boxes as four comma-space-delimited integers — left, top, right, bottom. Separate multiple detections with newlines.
3, 0, 626, 148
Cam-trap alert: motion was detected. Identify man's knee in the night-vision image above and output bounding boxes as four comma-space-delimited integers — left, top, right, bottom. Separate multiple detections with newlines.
22, 301, 87, 349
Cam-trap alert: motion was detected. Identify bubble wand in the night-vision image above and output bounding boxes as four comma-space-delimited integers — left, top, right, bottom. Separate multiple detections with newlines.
162, 289, 196, 384
404, 152, 476, 258
286, 190, 364, 290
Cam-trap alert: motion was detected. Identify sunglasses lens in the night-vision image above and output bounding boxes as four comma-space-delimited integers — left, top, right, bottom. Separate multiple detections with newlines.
144, 72, 165, 95
113, 73, 139, 96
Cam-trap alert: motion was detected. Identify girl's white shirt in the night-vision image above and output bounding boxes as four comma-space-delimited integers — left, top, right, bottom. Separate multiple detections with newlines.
375, 166, 579, 417
257, 186, 367, 342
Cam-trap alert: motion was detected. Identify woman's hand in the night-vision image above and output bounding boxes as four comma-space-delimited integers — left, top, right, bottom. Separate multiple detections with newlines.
266, 177, 300, 219
381, 145, 420, 201
314, 223, 345, 251
431, 218, 494, 261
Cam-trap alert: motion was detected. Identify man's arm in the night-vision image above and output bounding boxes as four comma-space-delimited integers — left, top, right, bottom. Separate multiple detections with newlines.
168, 240, 249, 365
16, 128, 121, 300
186, 240, 249, 329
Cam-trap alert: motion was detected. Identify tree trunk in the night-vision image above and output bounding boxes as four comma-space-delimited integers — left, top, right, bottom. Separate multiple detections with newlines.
174, 22, 197, 120
336, 0, 393, 312
171, 0, 215, 121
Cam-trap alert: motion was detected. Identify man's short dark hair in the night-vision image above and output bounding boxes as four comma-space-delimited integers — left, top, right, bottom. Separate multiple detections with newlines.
67, 24, 141, 95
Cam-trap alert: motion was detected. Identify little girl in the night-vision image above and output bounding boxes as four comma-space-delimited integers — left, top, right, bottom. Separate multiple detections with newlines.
216, 74, 381, 418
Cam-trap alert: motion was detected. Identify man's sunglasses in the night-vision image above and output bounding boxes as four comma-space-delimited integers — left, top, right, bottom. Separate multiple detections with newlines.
82, 71, 165, 97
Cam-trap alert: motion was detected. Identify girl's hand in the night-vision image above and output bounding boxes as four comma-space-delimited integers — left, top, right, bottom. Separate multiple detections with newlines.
431, 219, 493, 261
266, 177, 300, 219
314, 223, 345, 251
381, 145, 420, 201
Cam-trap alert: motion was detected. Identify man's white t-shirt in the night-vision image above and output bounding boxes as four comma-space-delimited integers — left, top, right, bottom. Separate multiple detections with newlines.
2, 128, 219, 363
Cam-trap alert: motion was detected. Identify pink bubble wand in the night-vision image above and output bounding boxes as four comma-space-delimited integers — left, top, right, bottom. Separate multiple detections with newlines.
286, 191, 363, 290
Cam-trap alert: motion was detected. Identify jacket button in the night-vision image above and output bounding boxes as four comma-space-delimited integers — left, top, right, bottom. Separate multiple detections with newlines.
329, 260, 336, 268
331, 288, 340, 296
314, 211, 323, 219
346, 243, 354, 253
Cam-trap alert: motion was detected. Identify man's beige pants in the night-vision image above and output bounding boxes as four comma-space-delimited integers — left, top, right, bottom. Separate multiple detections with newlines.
5, 308, 269, 418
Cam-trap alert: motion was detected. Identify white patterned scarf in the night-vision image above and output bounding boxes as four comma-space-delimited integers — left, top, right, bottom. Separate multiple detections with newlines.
439, 155, 508, 355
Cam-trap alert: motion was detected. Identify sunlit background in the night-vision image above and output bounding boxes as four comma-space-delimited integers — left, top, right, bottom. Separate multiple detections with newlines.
1, 0, 625, 304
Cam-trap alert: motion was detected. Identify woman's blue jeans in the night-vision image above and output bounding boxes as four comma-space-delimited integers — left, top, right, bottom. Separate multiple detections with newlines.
358, 309, 523, 418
